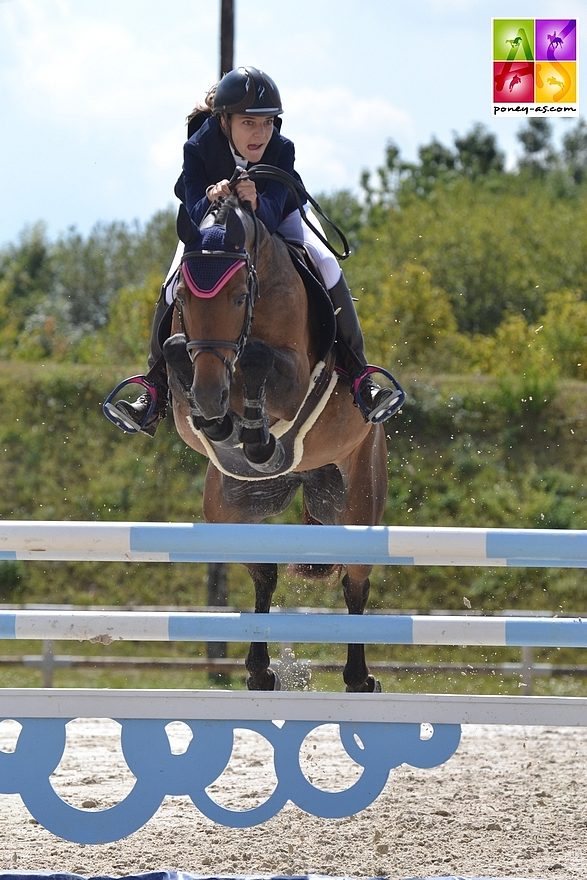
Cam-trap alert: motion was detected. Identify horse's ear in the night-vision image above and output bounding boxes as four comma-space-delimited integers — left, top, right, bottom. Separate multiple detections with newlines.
224, 208, 246, 253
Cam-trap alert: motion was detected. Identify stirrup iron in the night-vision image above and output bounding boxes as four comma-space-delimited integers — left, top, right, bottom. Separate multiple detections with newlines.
102, 375, 159, 434
352, 366, 405, 424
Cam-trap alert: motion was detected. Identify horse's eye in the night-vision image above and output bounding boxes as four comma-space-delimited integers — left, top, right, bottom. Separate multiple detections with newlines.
234, 292, 247, 307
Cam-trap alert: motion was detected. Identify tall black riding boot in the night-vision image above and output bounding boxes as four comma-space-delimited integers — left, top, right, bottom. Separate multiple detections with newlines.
328, 274, 404, 423
114, 291, 170, 436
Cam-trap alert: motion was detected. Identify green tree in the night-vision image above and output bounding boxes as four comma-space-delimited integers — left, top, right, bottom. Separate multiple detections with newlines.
517, 118, 556, 176
352, 263, 464, 373
76, 272, 162, 366
399, 138, 457, 199
539, 289, 587, 380
453, 123, 505, 179
0, 223, 54, 355
561, 119, 587, 185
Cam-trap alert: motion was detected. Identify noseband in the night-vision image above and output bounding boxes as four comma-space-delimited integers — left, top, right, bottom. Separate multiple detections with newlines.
177, 207, 260, 376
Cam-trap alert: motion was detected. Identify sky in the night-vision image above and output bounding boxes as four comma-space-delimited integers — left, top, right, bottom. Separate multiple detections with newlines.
1, 0, 585, 247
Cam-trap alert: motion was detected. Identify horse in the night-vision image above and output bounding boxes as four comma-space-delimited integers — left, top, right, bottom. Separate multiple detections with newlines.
161, 192, 388, 693
547, 32, 564, 50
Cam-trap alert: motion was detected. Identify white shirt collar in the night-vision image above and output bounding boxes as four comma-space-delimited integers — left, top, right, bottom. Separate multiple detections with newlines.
229, 143, 249, 168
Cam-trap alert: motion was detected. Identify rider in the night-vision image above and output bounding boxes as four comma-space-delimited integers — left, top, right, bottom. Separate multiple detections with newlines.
114, 66, 404, 435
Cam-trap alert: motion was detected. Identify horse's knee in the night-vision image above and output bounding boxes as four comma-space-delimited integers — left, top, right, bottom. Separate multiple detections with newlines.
240, 340, 274, 390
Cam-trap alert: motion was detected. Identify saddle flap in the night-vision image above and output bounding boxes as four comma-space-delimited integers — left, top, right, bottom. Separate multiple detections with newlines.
285, 243, 336, 362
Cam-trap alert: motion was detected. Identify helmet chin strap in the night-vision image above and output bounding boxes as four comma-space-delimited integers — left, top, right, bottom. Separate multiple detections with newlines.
220, 113, 247, 163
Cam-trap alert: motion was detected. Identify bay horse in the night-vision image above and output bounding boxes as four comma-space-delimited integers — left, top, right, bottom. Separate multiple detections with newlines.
162, 192, 388, 693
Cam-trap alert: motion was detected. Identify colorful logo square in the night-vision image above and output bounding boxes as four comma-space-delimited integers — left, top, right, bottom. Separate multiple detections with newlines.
535, 19, 577, 61
493, 19, 534, 61
493, 61, 534, 102
536, 61, 577, 103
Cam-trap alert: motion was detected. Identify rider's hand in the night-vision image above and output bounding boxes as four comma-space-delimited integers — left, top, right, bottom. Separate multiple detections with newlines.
206, 179, 231, 202
234, 178, 258, 211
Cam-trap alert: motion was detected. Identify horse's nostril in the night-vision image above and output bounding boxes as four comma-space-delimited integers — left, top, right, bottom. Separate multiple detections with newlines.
220, 388, 229, 407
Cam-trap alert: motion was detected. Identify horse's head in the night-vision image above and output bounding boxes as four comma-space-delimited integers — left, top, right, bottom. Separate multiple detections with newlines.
172, 196, 259, 421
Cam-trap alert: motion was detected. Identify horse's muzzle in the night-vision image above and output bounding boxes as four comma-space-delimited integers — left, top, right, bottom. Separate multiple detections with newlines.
190, 376, 231, 421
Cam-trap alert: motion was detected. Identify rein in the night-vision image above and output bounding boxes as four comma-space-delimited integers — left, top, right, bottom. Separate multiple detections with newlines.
245, 164, 351, 261
177, 206, 260, 375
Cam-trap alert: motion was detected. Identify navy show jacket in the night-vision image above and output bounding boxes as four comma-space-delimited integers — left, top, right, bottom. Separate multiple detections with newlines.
174, 114, 306, 235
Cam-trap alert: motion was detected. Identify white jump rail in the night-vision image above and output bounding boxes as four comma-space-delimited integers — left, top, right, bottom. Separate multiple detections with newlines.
0, 609, 585, 647
2, 687, 587, 726
1, 521, 586, 566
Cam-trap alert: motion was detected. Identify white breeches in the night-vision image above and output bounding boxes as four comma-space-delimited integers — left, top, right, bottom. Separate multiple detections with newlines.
276, 206, 342, 290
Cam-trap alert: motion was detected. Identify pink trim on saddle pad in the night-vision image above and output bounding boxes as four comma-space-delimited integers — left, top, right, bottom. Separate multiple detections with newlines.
182, 259, 244, 299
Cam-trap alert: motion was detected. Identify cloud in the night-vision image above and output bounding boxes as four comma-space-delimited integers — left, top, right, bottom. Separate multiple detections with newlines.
282, 85, 415, 192
149, 124, 186, 175
1, 0, 214, 128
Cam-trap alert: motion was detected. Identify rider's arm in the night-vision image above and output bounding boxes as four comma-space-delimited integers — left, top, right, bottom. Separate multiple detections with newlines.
182, 139, 215, 227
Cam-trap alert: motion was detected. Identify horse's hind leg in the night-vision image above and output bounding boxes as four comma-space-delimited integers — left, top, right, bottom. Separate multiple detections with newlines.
203, 469, 301, 691
339, 426, 387, 693
342, 566, 380, 693
245, 562, 280, 691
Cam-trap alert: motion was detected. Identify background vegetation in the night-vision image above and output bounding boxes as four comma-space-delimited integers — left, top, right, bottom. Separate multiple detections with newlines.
0, 118, 585, 692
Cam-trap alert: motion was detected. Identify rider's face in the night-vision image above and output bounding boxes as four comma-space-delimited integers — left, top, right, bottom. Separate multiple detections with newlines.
228, 114, 274, 162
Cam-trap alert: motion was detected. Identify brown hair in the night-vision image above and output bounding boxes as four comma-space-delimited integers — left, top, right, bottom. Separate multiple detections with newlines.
186, 83, 218, 128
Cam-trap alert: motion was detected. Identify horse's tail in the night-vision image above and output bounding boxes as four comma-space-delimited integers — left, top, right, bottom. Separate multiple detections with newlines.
287, 505, 341, 580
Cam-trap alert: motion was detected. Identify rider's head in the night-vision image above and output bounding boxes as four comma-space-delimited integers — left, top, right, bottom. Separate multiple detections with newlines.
212, 67, 283, 162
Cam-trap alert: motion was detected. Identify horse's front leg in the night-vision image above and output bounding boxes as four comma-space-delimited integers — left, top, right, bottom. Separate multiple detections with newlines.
238, 340, 307, 471
240, 339, 308, 422
342, 566, 381, 693
245, 562, 280, 690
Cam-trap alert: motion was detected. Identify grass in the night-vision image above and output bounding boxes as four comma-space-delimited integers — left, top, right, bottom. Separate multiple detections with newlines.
1, 639, 584, 696
1, 667, 584, 697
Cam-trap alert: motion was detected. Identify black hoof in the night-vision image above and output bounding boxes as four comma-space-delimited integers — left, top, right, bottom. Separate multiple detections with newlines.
345, 674, 382, 693
246, 667, 281, 691
244, 436, 285, 473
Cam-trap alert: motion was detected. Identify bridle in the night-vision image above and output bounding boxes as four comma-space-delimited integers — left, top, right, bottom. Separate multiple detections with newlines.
176, 203, 260, 377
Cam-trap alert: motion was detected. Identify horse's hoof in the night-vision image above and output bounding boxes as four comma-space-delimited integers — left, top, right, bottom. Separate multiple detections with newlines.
365, 674, 382, 693
246, 668, 281, 691
244, 436, 285, 473
345, 675, 382, 693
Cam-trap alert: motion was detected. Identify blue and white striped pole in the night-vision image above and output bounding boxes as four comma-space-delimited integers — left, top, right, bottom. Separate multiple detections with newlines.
0, 610, 585, 648
1, 521, 586, 567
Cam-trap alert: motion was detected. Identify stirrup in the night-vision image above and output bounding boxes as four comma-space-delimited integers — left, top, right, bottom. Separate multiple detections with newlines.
352, 366, 405, 424
102, 375, 159, 434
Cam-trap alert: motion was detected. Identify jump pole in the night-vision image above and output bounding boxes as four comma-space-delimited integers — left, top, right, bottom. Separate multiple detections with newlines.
0, 609, 585, 648
1, 521, 586, 567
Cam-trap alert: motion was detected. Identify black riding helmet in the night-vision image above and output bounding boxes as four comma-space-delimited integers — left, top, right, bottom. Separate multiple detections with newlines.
213, 66, 283, 116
